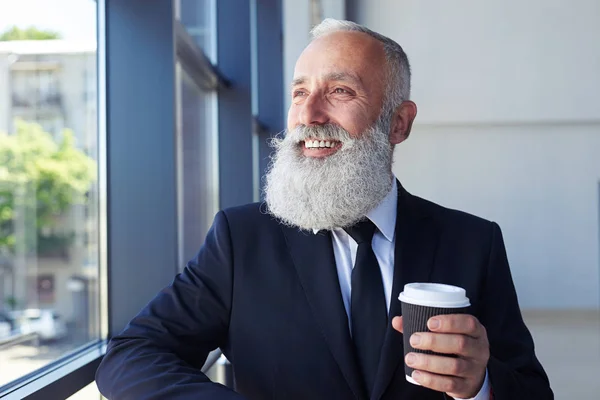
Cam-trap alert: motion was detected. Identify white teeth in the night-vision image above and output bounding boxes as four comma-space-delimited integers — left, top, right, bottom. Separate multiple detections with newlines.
305, 139, 338, 149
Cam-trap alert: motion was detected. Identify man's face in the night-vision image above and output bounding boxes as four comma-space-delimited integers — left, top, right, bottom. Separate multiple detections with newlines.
287, 31, 387, 157
264, 31, 402, 231
264, 32, 395, 231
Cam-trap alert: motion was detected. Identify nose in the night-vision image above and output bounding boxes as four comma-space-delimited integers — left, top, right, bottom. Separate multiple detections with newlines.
298, 93, 329, 126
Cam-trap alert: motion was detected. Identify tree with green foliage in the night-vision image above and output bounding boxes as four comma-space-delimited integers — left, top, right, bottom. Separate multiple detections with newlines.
0, 26, 62, 41
0, 120, 96, 255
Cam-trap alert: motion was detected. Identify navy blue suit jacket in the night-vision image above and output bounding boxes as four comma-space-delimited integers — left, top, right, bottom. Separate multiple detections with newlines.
96, 184, 552, 399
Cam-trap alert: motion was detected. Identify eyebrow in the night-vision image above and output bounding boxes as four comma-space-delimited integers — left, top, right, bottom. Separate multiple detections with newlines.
291, 72, 363, 88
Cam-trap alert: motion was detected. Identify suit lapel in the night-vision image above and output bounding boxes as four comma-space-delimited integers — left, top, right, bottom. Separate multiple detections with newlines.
372, 183, 440, 400
282, 226, 367, 400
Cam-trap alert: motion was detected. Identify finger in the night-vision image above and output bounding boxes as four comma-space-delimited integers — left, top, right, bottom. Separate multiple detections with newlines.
411, 370, 468, 396
392, 316, 403, 333
427, 314, 484, 338
409, 332, 480, 358
405, 352, 471, 377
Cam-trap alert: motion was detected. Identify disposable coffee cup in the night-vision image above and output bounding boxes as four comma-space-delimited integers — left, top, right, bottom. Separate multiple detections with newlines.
398, 283, 471, 385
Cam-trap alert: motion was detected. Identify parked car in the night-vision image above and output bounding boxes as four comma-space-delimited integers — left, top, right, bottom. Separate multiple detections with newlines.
0, 311, 15, 338
13, 309, 68, 341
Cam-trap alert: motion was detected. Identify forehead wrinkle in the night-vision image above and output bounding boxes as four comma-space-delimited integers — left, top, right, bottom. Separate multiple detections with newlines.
291, 71, 364, 89
323, 71, 363, 86
291, 76, 306, 87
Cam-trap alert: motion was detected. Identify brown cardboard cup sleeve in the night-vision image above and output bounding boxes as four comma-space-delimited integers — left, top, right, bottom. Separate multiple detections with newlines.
398, 283, 471, 385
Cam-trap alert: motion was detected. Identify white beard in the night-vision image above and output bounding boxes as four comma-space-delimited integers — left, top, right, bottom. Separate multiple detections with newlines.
264, 115, 395, 231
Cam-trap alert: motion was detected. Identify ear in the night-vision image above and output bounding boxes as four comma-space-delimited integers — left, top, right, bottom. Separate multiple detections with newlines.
389, 101, 417, 145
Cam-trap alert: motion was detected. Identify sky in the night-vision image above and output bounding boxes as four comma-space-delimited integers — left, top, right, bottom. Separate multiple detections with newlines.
0, 0, 96, 41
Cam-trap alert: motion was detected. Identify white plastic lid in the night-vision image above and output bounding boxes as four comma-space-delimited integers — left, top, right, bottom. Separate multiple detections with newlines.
398, 283, 470, 308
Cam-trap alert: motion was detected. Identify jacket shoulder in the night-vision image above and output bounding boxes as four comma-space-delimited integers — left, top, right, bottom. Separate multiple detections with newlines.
219, 202, 279, 229
410, 194, 496, 233
408, 194, 501, 268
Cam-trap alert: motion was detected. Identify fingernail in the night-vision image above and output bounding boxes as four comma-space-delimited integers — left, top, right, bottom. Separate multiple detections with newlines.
405, 353, 416, 365
428, 318, 440, 330
412, 371, 422, 381
410, 333, 421, 346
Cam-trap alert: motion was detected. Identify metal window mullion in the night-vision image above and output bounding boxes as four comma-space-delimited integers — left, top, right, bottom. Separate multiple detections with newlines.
105, 0, 178, 336
254, 0, 284, 197
216, 0, 254, 209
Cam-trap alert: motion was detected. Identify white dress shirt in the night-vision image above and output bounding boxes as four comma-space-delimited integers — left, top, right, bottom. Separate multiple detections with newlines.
324, 179, 491, 400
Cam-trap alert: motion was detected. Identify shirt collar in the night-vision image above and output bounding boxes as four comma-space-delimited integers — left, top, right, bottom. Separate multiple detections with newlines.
312, 179, 398, 242
366, 179, 397, 242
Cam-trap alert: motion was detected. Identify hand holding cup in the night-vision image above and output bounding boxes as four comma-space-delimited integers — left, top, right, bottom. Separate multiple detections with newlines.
393, 283, 489, 399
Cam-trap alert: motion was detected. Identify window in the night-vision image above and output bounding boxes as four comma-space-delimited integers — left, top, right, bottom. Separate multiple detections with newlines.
0, 0, 101, 391
175, 65, 219, 266
0, 0, 267, 397
178, 0, 216, 60
175, 0, 220, 267
11, 68, 61, 108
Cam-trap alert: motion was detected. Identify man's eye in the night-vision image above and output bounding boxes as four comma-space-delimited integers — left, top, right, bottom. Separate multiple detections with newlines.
333, 88, 349, 94
293, 90, 307, 98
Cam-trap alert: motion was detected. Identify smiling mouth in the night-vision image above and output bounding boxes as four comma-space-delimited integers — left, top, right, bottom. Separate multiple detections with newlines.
302, 139, 341, 149
300, 139, 342, 158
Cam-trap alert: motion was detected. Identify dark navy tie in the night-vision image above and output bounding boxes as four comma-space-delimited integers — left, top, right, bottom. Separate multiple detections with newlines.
344, 219, 388, 395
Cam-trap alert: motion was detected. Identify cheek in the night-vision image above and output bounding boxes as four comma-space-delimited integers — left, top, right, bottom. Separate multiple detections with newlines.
337, 116, 370, 138
330, 103, 374, 137
287, 107, 299, 130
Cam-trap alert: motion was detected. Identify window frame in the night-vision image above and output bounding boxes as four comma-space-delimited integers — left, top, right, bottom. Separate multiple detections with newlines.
0, 343, 104, 399
0, 0, 283, 397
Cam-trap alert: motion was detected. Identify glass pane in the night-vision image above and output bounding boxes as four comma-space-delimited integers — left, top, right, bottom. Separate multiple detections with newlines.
178, 0, 215, 61
176, 64, 218, 267
0, 0, 100, 389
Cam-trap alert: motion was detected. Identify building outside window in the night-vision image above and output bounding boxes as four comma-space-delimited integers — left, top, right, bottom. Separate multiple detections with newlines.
0, 0, 101, 390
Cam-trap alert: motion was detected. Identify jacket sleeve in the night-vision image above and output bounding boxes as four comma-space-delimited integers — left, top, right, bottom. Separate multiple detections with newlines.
480, 222, 553, 399
96, 211, 245, 400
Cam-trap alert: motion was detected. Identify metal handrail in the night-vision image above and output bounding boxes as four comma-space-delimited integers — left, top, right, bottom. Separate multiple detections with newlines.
201, 349, 234, 389
0, 332, 38, 351
201, 349, 223, 373
174, 21, 230, 91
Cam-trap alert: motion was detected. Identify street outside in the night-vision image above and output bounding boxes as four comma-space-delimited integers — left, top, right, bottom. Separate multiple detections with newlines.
0, 336, 104, 398
0, 338, 80, 388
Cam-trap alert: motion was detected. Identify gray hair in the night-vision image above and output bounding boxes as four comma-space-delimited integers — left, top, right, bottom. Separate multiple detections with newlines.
310, 18, 411, 113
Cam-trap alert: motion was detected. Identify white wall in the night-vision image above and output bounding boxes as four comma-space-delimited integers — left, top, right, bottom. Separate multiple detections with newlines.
395, 126, 600, 309
349, 0, 600, 308
349, 0, 600, 124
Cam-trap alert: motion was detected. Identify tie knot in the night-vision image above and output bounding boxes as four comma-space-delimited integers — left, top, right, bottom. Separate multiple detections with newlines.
343, 219, 377, 244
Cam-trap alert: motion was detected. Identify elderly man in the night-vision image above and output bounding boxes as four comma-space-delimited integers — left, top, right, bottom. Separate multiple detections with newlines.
96, 19, 552, 400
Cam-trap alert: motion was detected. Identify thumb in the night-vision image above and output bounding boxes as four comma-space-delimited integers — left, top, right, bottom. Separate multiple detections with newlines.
392, 316, 403, 333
